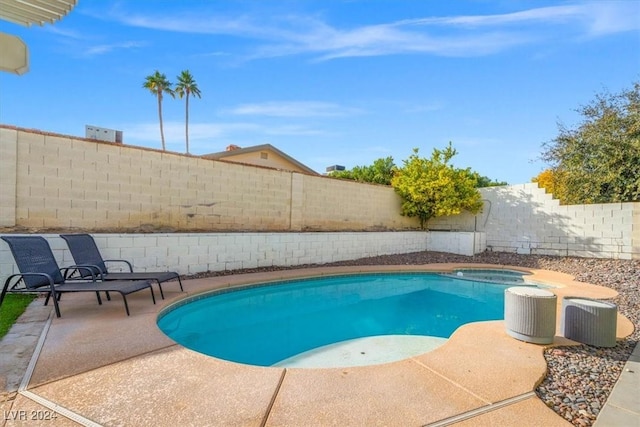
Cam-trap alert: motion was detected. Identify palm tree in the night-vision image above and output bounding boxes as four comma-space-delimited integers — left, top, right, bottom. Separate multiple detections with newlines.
175, 70, 202, 154
143, 71, 174, 151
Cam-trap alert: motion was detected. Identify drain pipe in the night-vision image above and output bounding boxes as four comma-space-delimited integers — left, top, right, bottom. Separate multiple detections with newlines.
473, 199, 492, 256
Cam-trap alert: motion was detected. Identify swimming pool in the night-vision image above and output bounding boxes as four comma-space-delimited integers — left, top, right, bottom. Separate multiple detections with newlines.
157, 272, 531, 368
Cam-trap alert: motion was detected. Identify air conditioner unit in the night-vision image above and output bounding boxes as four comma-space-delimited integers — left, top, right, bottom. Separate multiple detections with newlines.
85, 125, 123, 143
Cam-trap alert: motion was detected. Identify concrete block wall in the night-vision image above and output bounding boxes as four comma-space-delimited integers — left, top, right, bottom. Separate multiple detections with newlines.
0, 232, 431, 285
0, 127, 17, 227
0, 126, 418, 232
299, 175, 416, 231
9, 130, 295, 231
428, 184, 639, 259
2, 126, 638, 259
427, 231, 486, 257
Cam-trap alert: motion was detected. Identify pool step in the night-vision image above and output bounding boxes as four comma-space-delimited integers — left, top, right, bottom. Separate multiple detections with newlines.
273, 335, 448, 368
441, 270, 529, 285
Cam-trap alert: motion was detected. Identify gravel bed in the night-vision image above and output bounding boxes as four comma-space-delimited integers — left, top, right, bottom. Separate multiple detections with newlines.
187, 250, 639, 426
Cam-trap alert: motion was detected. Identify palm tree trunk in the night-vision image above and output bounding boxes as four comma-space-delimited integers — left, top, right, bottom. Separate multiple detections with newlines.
185, 94, 190, 154
158, 94, 166, 151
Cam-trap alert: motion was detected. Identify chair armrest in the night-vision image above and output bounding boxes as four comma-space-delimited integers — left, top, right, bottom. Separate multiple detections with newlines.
3, 272, 56, 295
61, 265, 101, 281
103, 259, 134, 272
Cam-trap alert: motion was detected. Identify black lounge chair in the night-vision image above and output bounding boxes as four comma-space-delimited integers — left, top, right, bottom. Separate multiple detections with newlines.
1, 236, 155, 317
60, 233, 183, 299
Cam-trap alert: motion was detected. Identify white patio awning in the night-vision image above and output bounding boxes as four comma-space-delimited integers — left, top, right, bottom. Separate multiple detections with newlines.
0, 0, 77, 74
0, 32, 28, 74
0, 0, 77, 26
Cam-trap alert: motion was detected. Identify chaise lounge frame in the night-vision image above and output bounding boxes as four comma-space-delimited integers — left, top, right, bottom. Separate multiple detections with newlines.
1, 236, 156, 317
60, 233, 183, 299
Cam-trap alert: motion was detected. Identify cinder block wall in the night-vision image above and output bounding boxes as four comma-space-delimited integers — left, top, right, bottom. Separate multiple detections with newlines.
0, 126, 418, 231
1, 126, 638, 259
0, 232, 430, 282
428, 184, 639, 259
0, 128, 17, 227
299, 175, 409, 231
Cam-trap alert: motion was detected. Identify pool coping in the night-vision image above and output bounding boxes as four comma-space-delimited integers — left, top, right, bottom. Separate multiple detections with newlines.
1, 264, 634, 426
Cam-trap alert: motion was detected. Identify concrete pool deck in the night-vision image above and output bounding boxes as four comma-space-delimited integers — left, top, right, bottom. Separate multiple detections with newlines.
1, 264, 635, 426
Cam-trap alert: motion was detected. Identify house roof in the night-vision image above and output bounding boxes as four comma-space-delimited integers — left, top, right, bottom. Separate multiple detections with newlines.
203, 144, 318, 175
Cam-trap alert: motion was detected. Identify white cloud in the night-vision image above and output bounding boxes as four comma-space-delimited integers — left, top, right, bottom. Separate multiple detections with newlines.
84, 41, 146, 56
44, 26, 85, 39
44, 24, 147, 56
104, 1, 639, 60
400, 5, 582, 28
123, 120, 329, 153
125, 122, 257, 142
581, 1, 640, 36
227, 101, 363, 117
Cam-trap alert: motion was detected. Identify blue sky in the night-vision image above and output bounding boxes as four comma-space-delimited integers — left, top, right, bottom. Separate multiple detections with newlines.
1, 1, 638, 184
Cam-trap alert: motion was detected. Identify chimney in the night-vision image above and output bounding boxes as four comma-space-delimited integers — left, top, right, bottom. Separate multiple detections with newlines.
226, 144, 241, 151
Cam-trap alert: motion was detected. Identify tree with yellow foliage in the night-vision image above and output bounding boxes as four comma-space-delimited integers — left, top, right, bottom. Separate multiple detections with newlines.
532, 169, 569, 202
391, 143, 483, 229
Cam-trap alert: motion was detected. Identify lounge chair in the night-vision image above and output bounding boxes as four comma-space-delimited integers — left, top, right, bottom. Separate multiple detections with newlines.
60, 233, 183, 299
1, 236, 155, 317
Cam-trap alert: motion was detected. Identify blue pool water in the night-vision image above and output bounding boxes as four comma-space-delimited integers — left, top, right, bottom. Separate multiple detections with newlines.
157, 272, 526, 367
